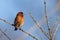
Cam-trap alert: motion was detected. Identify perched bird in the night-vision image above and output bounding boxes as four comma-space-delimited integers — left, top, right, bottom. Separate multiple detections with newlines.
12, 12, 24, 31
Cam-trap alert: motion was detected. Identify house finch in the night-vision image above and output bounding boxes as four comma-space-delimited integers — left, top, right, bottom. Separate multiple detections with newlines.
12, 12, 24, 31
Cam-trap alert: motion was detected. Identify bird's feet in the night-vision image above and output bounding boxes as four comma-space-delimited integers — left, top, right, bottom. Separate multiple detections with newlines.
14, 28, 18, 31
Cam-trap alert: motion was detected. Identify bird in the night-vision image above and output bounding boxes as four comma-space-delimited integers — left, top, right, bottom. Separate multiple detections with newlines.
12, 12, 24, 31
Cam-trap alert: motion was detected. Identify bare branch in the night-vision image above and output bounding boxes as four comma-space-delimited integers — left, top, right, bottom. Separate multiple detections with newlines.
44, 0, 50, 34
0, 29, 7, 40
0, 28, 11, 40
0, 18, 12, 25
29, 13, 49, 39
0, 18, 38, 40
19, 28, 38, 40
52, 16, 60, 40
53, 23, 60, 40
44, 0, 53, 40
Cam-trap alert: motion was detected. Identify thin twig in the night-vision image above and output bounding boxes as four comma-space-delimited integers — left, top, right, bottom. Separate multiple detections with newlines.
52, 16, 60, 40
19, 28, 38, 40
0, 18, 12, 25
0, 18, 38, 40
0, 29, 7, 39
44, 0, 50, 34
30, 13, 49, 39
44, 0, 52, 40
0, 28, 11, 40
53, 23, 60, 40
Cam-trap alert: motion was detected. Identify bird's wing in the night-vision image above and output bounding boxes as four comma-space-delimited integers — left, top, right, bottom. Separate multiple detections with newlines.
14, 17, 17, 26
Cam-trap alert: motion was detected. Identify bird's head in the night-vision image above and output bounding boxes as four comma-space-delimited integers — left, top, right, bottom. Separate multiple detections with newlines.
17, 12, 24, 17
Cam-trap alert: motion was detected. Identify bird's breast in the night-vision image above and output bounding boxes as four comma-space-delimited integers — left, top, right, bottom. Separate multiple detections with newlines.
17, 16, 24, 24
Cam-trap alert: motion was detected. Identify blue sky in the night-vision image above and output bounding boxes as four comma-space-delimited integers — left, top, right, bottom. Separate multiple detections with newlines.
0, 0, 60, 40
